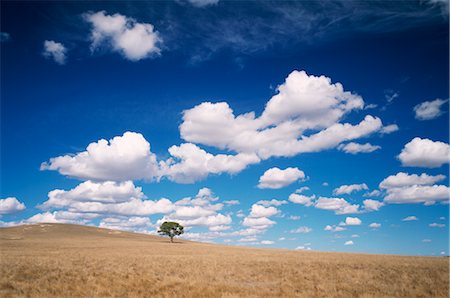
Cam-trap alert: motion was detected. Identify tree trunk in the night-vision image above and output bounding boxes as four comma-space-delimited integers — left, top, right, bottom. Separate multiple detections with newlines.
170, 236, 173, 243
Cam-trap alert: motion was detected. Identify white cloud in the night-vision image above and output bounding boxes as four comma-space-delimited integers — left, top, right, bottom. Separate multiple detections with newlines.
290, 226, 312, 233
288, 215, 301, 220
363, 199, 384, 212
258, 167, 305, 189
333, 183, 368, 195
26, 211, 99, 224
338, 142, 381, 154
180, 70, 386, 161
369, 222, 381, 229
0, 197, 26, 215
344, 217, 362, 225
314, 197, 359, 214
41, 132, 159, 181
160, 143, 260, 183
42, 40, 67, 65
255, 199, 288, 207
242, 216, 276, 229
84, 11, 161, 61
414, 99, 448, 120
344, 240, 354, 245
398, 137, 450, 168
379, 172, 446, 189
288, 194, 315, 207
402, 216, 418, 221
40, 180, 145, 209
186, 0, 219, 7
384, 185, 450, 205
422, 239, 432, 243
260, 240, 274, 245
429, 223, 445, 228
248, 204, 279, 218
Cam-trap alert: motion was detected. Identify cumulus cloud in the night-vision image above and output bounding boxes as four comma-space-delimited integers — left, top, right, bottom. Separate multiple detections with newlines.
314, 197, 359, 214
380, 124, 399, 134
380, 172, 449, 205
414, 98, 448, 120
84, 11, 162, 61
180, 70, 386, 160
160, 143, 260, 183
363, 190, 381, 197
333, 183, 368, 195
248, 204, 279, 218
379, 172, 446, 189
42, 40, 67, 65
290, 226, 312, 233
384, 185, 449, 205
288, 194, 315, 207
0, 197, 26, 215
26, 211, 99, 224
260, 240, 274, 245
41, 132, 160, 181
344, 240, 354, 245
398, 137, 450, 168
257, 167, 305, 189
363, 199, 384, 212
369, 222, 381, 229
338, 142, 381, 154
402, 216, 418, 221
343, 217, 362, 225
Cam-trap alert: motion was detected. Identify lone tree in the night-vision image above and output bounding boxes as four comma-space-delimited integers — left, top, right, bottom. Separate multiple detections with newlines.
158, 221, 184, 243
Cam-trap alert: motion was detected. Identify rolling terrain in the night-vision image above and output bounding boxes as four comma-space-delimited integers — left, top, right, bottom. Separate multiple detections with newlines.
0, 223, 448, 297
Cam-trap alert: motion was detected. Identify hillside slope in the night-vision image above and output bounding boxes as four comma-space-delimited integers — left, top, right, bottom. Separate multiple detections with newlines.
1, 223, 448, 297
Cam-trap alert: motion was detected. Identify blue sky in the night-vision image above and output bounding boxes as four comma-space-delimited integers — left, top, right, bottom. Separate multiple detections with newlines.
1, 0, 449, 256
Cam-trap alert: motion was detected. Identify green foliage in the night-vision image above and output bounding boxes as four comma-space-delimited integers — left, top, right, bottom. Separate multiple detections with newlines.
158, 221, 184, 243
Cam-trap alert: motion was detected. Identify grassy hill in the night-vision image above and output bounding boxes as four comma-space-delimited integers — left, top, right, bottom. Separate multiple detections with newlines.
1, 223, 448, 297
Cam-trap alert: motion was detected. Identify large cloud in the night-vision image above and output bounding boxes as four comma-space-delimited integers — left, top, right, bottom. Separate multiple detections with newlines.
160, 143, 260, 183
398, 137, 450, 168
379, 172, 446, 189
84, 11, 162, 61
39, 180, 174, 216
0, 197, 26, 215
314, 197, 360, 214
41, 132, 160, 181
180, 70, 388, 160
380, 172, 449, 205
257, 167, 305, 189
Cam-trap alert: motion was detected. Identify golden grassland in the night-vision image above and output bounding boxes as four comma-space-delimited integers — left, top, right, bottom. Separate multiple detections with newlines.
0, 224, 448, 297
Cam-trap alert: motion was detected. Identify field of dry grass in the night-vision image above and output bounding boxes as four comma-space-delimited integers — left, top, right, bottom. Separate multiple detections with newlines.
0, 223, 448, 297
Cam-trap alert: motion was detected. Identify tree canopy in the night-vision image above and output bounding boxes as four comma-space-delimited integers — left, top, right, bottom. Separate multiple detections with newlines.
158, 221, 184, 243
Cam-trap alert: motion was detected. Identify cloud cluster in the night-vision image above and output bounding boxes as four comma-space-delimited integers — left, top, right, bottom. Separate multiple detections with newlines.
257, 167, 305, 189
380, 172, 449, 205
398, 137, 449, 168
414, 99, 448, 120
42, 40, 67, 65
180, 70, 388, 161
84, 11, 161, 61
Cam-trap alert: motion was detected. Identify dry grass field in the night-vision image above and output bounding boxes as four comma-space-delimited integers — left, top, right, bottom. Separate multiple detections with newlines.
0, 223, 448, 297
